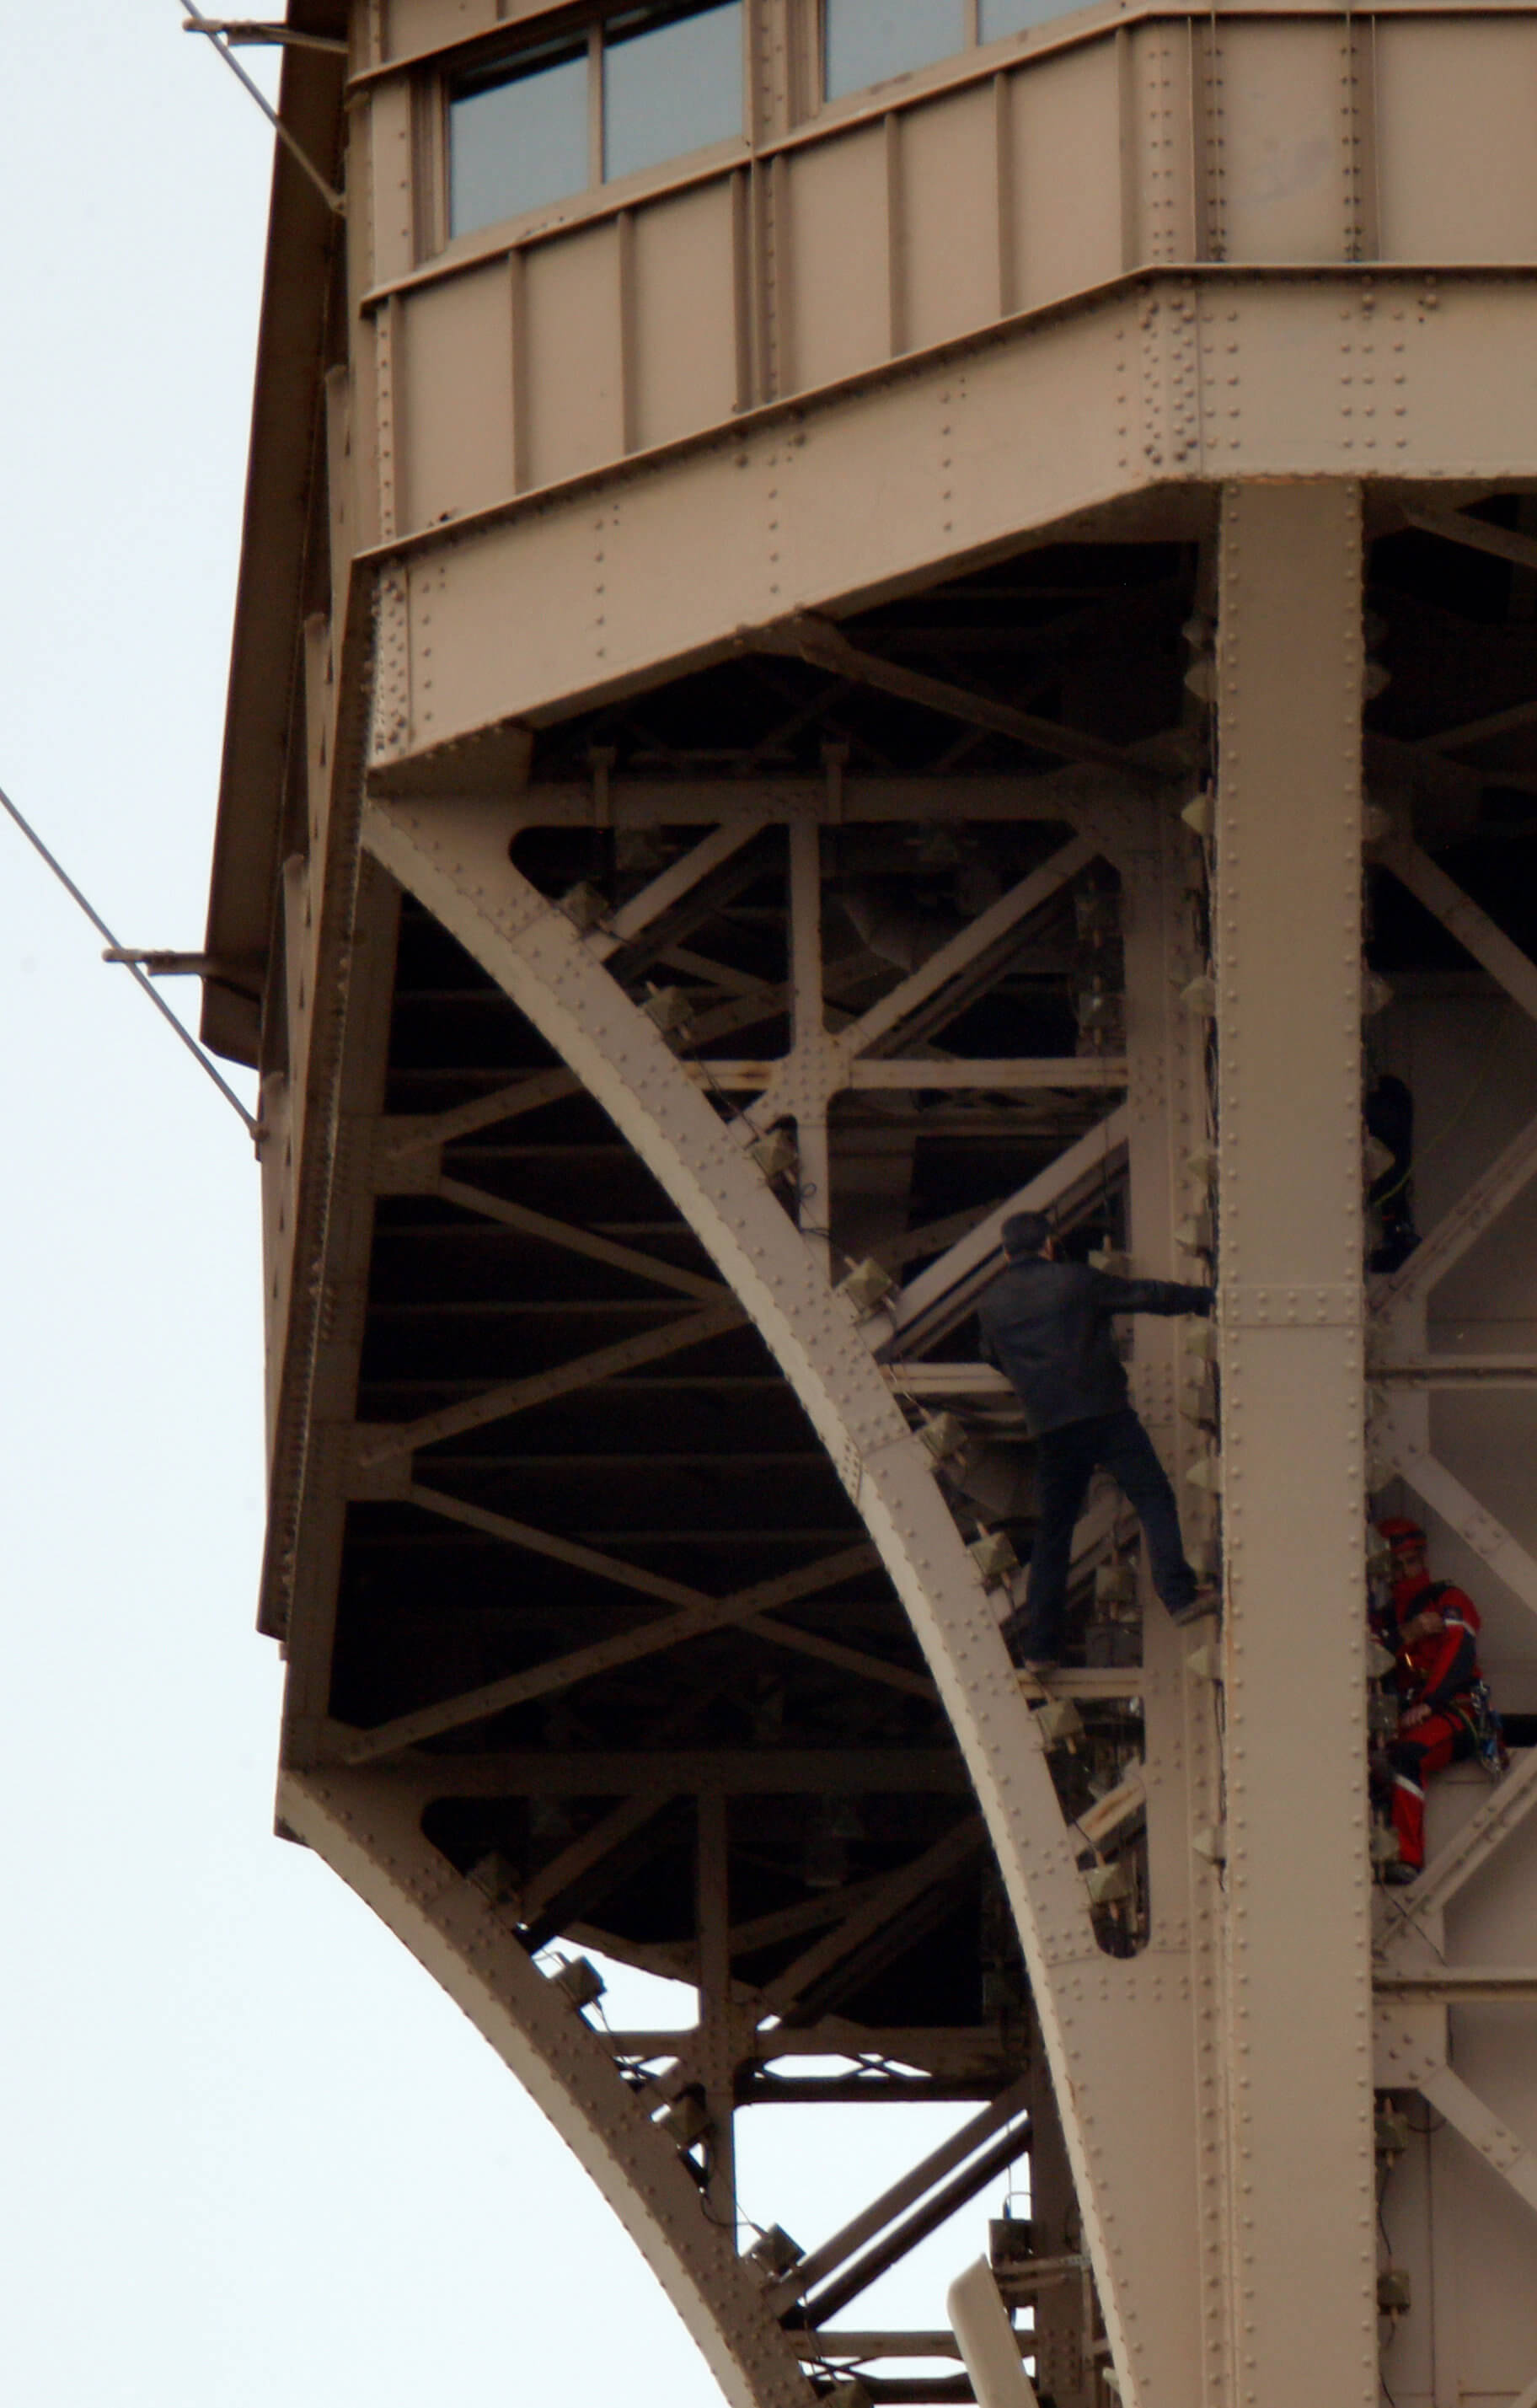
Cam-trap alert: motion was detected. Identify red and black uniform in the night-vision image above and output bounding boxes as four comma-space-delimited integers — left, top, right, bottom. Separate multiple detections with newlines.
1384, 1569, 1482, 1871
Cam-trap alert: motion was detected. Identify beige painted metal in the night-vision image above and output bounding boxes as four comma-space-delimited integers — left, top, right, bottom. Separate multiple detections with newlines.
208, 9, 1537, 2408
1372, 1751, 1537, 2401
361, 788, 1213, 2405
204, 1, 1537, 1037
1213, 483, 1376, 2404
1120, 811, 1230, 2408
1357, 925, 1537, 2406
280, 1764, 810, 2408
364, 272, 1537, 783
362, 9, 1537, 539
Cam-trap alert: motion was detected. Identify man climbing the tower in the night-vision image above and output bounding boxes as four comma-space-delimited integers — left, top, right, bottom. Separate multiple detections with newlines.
977, 1210, 1215, 1674
1374, 1516, 1501, 1883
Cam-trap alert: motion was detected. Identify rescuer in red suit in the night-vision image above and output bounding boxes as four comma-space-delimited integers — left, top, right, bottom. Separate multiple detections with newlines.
1375, 1517, 1484, 1881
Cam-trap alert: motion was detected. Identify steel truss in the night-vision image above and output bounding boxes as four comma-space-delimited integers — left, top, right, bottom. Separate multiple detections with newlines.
224, 40, 1537, 2385
249, 482, 1537, 2403
234, 493, 1537, 2408
353, 771, 1202, 2397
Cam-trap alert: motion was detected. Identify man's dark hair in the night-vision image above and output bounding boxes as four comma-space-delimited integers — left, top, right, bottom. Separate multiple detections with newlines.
1001, 1209, 1053, 1258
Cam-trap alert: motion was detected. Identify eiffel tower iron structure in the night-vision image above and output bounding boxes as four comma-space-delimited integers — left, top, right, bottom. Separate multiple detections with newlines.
201, 5, 1537, 2402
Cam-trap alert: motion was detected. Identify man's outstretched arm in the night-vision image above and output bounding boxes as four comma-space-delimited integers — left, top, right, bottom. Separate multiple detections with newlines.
1088, 1271, 1214, 1318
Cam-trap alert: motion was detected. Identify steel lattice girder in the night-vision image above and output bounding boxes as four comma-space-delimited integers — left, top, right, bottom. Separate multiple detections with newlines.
280, 1765, 813, 2408
210, 10, 1537, 2398
255, 523, 1537, 2408
360, 786, 1216, 2406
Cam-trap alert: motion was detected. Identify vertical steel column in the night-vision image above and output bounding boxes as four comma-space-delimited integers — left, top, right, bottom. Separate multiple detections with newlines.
1213, 480, 1376, 2405
788, 822, 831, 1279
1024, 1998, 1090, 2408
697, 1791, 739, 2231
1122, 824, 1232, 2408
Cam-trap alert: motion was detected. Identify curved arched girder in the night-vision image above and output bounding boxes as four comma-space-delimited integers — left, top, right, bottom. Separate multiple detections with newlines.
361, 788, 1212, 2408
281, 1763, 815, 2408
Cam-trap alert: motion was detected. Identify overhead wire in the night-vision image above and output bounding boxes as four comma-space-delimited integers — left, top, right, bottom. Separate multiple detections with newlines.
179, 3, 345, 216
0, 779, 260, 1138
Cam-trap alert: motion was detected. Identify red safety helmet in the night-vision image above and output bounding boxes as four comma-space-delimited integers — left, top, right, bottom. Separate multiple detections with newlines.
1377, 1516, 1427, 1556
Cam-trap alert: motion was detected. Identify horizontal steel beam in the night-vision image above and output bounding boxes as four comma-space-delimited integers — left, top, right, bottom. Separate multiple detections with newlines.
885, 1364, 1015, 1399
1015, 1669, 1146, 1702
742, 2074, 999, 2105
1373, 1967, 1537, 2001
684, 1057, 1125, 1093
1377, 1743, 1537, 1952
795, 2334, 972, 2361
386, 1748, 973, 1794
1370, 1355, 1537, 1386
605, 2026, 1006, 2066
848, 1059, 1127, 1092
827, 2380, 972, 2405
511, 771, 1140, 828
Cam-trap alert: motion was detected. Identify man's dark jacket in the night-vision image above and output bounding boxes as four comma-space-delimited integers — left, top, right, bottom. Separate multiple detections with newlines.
977, 1257, 1213, 1435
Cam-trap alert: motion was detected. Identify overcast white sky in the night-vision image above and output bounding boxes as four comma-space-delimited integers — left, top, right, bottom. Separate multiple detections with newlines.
0, 11, 1000, 2402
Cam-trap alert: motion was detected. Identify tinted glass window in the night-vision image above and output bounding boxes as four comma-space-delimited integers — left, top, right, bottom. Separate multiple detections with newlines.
450, 41, 588, 235
824, 0, 968, 99
604, 0, 743, 182
981, 0, 1074, 35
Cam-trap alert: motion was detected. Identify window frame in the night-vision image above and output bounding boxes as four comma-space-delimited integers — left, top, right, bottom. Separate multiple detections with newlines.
811, 0, 1086, 122
425, 0, 1105, 267
439, 0, 755, 251
816, 0, 982, 114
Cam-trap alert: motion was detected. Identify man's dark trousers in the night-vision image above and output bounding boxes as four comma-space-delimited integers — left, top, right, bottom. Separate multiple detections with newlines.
1019, 1407, 1197, 1659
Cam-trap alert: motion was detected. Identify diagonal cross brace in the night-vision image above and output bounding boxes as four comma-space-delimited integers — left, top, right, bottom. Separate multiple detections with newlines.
1380, 1425, 1537, 1619
284, 1767, 813, 2408
434, 1173, 728, 1301
1376, 832, 1537, 1025
360, 790, 1211, 2408
883, 1106, 1130, 1358
337, 1530, 880, 1761
1377, 1740, 1537, 1954
355, 1299, 745, 1466
641, 1819, 988, 2111
1374, 1107, 1537, 1329
740, 832, 1101, 1132
1419, 2064, 1537, 2218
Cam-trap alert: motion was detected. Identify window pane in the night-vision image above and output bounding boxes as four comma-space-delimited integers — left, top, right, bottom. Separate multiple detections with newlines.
824, 0, 968, 100
450, 45, 588, 236
604, 2, 743, 185
981, 0, 1076, 35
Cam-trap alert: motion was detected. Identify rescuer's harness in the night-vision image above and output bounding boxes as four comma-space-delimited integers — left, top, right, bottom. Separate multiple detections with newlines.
1403, 1583, 1508, 1779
